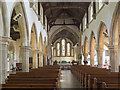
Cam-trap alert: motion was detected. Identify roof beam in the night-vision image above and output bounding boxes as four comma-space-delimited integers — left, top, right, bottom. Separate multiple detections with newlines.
48, 17, 81, 24
50, 23, 79, 29
45, 6, 87, 14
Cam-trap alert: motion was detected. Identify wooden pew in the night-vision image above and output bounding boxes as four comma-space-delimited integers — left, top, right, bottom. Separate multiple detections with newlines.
71, 65, 120, 89
3, 65, 61, 89
93, 77, 120, 89
2, 84, 57, 89
102, 82, 120, 89
88, 72, 119, 88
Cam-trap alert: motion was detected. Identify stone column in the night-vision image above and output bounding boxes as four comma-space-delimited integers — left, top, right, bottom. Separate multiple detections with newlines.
109, 45, 119, 72
41, 52, 43, 67
38, 51, 43, 67
96, 49, 103, 68
90, 50, 94, 67
0, 37, 2, 84
32, 49, 39, 68
20, 46, 31, 72
84, 53, 88, 61
0, 36, 10, 84
84, 53, 88, 65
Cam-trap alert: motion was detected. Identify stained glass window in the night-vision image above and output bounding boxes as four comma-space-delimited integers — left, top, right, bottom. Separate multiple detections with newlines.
67, 43, 70, 56
57, 43, 60, 56
61, 39, 65, 56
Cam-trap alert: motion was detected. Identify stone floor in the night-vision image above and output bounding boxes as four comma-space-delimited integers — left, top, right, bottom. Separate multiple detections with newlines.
60, 70, 81, 89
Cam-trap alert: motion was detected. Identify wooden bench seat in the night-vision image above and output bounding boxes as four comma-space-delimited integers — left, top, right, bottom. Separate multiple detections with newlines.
93, 77, 120, 89
2, 84, 56, 87
71, 65, 120, 89
2, 65, 61, 89
102, 82, 120, 89
88, 74, 120, 88
6, 78, 57, 81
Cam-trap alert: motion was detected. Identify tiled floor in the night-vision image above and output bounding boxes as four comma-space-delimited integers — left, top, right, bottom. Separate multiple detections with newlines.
60, 70, 81, 88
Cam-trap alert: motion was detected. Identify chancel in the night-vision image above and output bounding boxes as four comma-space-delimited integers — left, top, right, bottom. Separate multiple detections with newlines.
0, 0, 120, 89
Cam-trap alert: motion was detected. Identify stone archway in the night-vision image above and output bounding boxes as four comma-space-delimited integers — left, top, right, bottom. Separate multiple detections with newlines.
38, 32, 43, 67
84, 37, 90, 65
30, 23, 38, 69
50, 26, 79, 44
90, 31, 97, 67
43, 37, 47, 66
1, 2, 29, 84
110, 2, 120, 72
97, 22, 109, 68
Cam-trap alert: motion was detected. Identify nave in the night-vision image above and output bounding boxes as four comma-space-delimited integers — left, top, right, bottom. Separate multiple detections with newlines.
0, 1, 120, 89
60, 70, 81, 88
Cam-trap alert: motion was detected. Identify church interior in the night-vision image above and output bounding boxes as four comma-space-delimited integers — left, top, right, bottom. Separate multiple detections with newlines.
0, 0, 120, 89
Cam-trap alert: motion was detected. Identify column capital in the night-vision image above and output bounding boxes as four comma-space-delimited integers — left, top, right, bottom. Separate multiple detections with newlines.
108, 45, 118, 50
96, 48, 104, 52
84, 53, 88, 57
32, 49, 40, 53
90, 48, 94, 52
0, 36, 11, 45
20, 46, 32, 50
90, 50, 94, 54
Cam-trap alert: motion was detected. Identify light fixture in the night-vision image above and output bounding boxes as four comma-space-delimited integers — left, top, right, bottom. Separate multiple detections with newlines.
13, 13, 22, 21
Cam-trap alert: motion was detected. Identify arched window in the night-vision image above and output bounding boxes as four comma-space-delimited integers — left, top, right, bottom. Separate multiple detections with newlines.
67, 43, 71, 56
57, 43, 60, 56
61, 39, 65, 56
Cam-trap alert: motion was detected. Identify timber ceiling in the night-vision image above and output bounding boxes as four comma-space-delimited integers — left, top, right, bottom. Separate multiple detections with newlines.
52, 29, 78, 45
41, 2, 90, 30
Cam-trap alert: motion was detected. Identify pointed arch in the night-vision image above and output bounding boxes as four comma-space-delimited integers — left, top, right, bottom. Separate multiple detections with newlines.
84, 36, 89, 56
97, 21, 108, 50
8, 2, 29, 46
109, 2, 120, 72
43, 37, 47, 66
50, 26, 79, 44
97, 21, 110, 68
31, 23, 38, 50
90, 31, 96, 51
39, 32, 43, 52
110, 2, 120, 46
38, 32, 43, 67
90, 31, 97, 66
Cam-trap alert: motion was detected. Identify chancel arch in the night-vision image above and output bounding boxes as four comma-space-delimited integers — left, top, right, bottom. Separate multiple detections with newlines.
50, 26, 79, 45
51, 29, 78, 63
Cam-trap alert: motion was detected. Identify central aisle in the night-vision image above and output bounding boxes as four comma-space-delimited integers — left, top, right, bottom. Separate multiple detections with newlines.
60, 70, 81, 88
